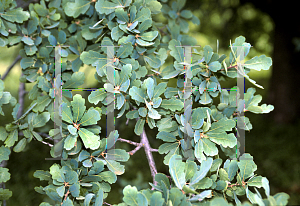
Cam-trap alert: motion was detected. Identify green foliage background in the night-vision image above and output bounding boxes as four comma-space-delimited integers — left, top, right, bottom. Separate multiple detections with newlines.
0, 0, 299, 205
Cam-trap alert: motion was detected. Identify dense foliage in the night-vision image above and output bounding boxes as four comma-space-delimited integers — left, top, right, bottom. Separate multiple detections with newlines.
0, 0, 290, 205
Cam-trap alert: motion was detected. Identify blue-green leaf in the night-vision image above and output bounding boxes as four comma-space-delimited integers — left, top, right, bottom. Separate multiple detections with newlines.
64, 134, 77, 150
134, 118, 145, 135
115, 8, 129, 23
0, 146, 10, 162
111, 26, 124, 41
62, 102, 73, 124
13, 138, 26, 152
244, 55, 272, 71
123, 185, 138, 206
1, 8, 29, 23
180, 10, 193, 19
62, 72, 85, 89
0, 37, 8, 47
274, 192, 289, 205
0, 188, 12, 200
146, 1, 162, 14
78, 128, 100, 150
78, 150, 90, 163
135, 7, 151, 22
48, 35, 57, 46
71, 94, 86, 123
157, 131, 176, 142
33, 170, 51, 181
24, 45, 38, 55
32, 112, 50, 128
150, 191, 164, 206
190, 157, 213, 185
160, 98, 184, 111
194, 140, 205, 163
106, 159, 125, 175
83, 193, 94, 206
227, 160, 238, 181
129, 86, 146, 102
189, 190, 212, 201
20, 57, 34, 69
64, 0, 90, 18
169, 154, 185, 189
204, 45, 213, 63
117, 42, 133, 58
144, 78, 154, 99
88, 89, 106, 105
22, 36, 34, 45
169, 39, 184, 63
238, 154, 256, 180
106, 149, 129, 162
199, 91, 212, 105
58, 30, 66, 44
201, 138, 218, 156
95, 189, 104, 205
79, 108, 100, 126
144, 54, 161, 68
95, 0, 118, 15
140, 31, 158, 42
138, 19, 152, 33
262, 177, 270, 197
0, 127, 8, 141
208, 61, 221, 72
148, 108, 161, 119
136, 38, 154, 46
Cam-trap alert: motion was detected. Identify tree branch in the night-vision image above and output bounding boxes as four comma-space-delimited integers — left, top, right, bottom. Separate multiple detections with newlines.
123, 106, 158, 188
118, 126, 158, 187
1, 55, 21, 81
140, 128, 158, 188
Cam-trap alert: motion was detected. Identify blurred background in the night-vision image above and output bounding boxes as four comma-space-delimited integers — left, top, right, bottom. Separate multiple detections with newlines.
0, 0, 299, 205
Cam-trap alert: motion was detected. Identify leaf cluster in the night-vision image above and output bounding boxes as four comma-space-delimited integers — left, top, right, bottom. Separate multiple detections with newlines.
0, 0, 289, 205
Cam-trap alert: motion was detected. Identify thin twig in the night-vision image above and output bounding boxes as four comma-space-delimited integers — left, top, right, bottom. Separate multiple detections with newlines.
1, 55, 21, 81
158, 25, 168, 36
118, 138, 140, 146
39, 140, 53, 147
38, 132, 51, 139
118, 138, 143, 155
128, 144, 143, 155
18, 132, 53, 147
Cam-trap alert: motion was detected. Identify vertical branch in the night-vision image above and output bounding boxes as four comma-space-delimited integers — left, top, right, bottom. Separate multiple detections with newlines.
1, 55, 21, 81
140, 127, 158, 187
127, 105, 158, 188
